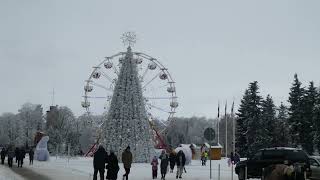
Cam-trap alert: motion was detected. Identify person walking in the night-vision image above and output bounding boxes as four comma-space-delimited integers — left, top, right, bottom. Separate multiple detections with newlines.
1, 148, 6, 165
17, 147, 25, 168
176, 150, 186, 179
7, 148, 15, 168
16, 148, 22, 167
15, 147, 19, 163
204, 151, 208, 166
230, 152, 235, 165
122, 146, 133, 180
159, 150, 169, 180
93, 145, 107, 180
169, 150, 176, 173
151, 156, 159, 179
29, 148, 34, 165
201, 151, 206, 166
106, 151, 119, 180
234, 152, 240, 164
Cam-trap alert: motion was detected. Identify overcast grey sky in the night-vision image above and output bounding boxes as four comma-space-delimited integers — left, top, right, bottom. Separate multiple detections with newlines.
0, 0, 319, 118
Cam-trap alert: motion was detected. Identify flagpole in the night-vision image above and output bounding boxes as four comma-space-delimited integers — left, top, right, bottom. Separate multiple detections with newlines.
232, 100, 235, 154
217, 101, 220, 146
225, 100, 228, 157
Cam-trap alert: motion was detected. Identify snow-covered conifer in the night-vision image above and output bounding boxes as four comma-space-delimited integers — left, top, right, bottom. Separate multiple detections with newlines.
105, 47, 154, 162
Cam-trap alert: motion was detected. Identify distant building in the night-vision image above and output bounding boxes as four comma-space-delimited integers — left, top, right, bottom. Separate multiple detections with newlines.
46, 105, 58, 129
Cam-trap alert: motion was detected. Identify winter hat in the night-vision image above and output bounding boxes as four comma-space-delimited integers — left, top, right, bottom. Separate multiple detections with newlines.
126, 146, 130, 150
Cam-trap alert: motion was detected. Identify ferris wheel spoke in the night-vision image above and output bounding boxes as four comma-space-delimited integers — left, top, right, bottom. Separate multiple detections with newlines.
160, 83, 168, 88
145, 97, 173, 100
100, 71, 114, 83
146, 103, 170, 113
156, 119, 168, 127
89, 82, 113, 91
112, 62, 120, 75
83, 96, 108, 99
142, 72, 161, 89
149, 117, 168, 128
140, 67, 149, 82
155, 83, 169, 90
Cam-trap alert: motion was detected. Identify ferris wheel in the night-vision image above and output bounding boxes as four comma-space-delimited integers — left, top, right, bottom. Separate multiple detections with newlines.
81, 49, 178, 128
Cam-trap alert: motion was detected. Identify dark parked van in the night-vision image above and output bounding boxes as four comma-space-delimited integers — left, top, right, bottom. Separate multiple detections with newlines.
235, 147, 311, 180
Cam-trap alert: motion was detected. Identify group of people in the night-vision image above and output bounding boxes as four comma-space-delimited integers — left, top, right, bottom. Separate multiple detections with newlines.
0, 146, 34, 168
93, 145, 187, 180
93, 145, 132, 180
151, 149, 186, 180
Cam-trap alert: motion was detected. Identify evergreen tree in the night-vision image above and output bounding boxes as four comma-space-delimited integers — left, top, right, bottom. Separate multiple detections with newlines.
104, 47, 154, 162
288, 74, 305, 147
236, 81, 262, 157
275, 103, 290, 147
300, 82, 317, 154
260, 94, 276, 147
314, 87, 320, 152
236, 90, 249, 157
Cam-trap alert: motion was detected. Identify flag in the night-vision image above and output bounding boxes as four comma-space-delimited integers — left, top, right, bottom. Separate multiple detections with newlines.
224, 100, 228, 156
231, 101, 234, 115
225, 100, 227, 117
218, 102, 220, 118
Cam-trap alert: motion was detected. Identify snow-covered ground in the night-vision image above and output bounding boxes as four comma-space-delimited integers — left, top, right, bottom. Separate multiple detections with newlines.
0, 164, 25, 180
1, 156, 242, 180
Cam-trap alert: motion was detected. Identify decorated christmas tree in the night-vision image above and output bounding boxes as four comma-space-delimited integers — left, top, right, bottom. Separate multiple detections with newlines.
104, 46, 154, 162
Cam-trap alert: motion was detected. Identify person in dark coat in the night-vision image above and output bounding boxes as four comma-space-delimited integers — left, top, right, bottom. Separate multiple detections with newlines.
106, 151, 119, 180
159, 150, 169, 180
175, 150, 186, 179
7, 148, 15, 168
15, 147, 19, 163
93, 145, 107, 180
169, 150, 176, 173
122, 146, 133, 180
29, 148, 34, 165
17, 147, 26, 168
230, 152, 234, 164
1, 148, 6, 165
234, 152, 240, 164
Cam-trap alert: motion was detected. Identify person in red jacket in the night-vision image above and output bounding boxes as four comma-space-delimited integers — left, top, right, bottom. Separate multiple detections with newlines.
151, 156, 159, 179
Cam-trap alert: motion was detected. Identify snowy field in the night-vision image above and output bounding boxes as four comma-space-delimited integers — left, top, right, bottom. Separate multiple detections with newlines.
0, 156, 246, 180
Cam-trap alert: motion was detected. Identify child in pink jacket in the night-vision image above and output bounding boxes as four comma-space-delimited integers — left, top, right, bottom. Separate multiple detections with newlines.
151, 156, 159, 179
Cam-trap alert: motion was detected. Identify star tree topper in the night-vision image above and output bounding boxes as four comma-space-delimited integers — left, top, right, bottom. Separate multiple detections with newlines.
121, 32, 137, 47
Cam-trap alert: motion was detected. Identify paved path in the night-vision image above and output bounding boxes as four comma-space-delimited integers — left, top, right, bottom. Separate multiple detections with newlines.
10, 166, 50, 180
1, 157, 246, 180
0, 160, 90, 180
0, 164, 25, 180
